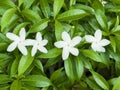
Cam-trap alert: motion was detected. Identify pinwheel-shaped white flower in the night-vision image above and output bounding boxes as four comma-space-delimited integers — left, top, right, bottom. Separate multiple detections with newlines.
85, 30, 110, 52
54, 31, 82, 60
6, 28, 28, 55
30, 32, 48, 56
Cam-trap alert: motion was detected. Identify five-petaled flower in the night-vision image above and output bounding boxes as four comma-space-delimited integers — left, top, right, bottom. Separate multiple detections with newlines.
85, 30, 110, 52
30, 32, 48, 56
54, 31, 82, 60
6, 28, 28, 55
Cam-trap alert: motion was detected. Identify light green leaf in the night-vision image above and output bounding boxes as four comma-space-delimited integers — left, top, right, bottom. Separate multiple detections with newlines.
110, 36, 116, 52
23, 0, 35, 9
38, 48, 62, 58
0, 0, 16, 8
55, 20, 64, 40
10, 80, 21, 90
18, 50, 34, 76
34, 60, 44, 73
1, 8, 16, 31
64, 58, 75, 83
22, 75, 51, 87
54, 0, 64, 18
91, 71, 109, 90
112, 77, 120, 90
28, 19, 49, 33
39, 0, 51, 18
19, 0, 25, 6
57, 9, 89, 21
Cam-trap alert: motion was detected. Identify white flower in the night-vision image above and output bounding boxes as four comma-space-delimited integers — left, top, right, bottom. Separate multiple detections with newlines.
99, 0, 107, 6
30, 32, 48, 56
6, 28, 28, 55
85, 30, 110, 52
54, 31, 82, 60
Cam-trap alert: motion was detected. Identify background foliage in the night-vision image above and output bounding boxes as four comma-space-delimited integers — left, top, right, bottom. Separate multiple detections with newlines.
0, 0, 120, 90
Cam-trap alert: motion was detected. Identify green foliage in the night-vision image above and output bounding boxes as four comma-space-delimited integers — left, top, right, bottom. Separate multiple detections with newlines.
0, 0, 120, 89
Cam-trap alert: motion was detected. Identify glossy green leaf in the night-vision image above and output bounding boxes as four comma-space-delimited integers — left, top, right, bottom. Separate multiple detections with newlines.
0, 0, 16, 8
10, 80, 21, 90
91, 71, 109, 90
38, 48, 62, 58
34, 60, 44, 73
85, 78, 102, 90
39, 0, 51, 18
82, 50, 109, 66
110, 36, 116, 52
55, 20, 64, 40
64, 58, 75, 83
1, 8, 16, 31
22, 9, 41, 22
23, 0, 35, 9
28, 19, 49, 33
57, 9, 89, 21
54, 0, 64, 18
22, 75, 51, 87
112, 77, 120, 90
18, 50, 34, 76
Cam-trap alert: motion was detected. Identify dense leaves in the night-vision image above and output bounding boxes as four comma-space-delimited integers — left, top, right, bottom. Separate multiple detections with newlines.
0, 0, 120, 89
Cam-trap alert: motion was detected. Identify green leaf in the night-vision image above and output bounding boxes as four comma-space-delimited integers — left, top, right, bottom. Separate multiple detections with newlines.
57, 9, 89, 21
34, 60, 44, 73
28, 19, 49, 33
94, 9, 108, 31
10, 57, 19, 77
112, 77, 120, 90
64, 58, 75, 83
54, 0, 64, 18
22, 9, 41, 23
81, 50, 109, 66
1, 8, 16, 31
110, 36, 116, 52
50, 68, 63, 81
23, 0, 35, 9
91, 71, 109, 90
13, 22, 30, 34
55, 20, 64, 40
0, 75, 12, 84
85, 78, 102, 90
10, 80, 21, 90
39, 0, 51, 18
38, 48, 62, 58
110, 0, 120, 4
75, 57, 84, 80
18, 50, 34, 76
19, 0, 25, 6
22, 75, 51, 87
0, 0, 16, 8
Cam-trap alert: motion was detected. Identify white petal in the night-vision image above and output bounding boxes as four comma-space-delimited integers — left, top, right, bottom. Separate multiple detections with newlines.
18, 44, 27, 55
85, 35, 96, 42
69, 47, 79, 56
62, 47, 70, 60
71, 36, 81, 46
19, 28, 26, 40
91, 43, 105, 52
38, 46, 48, 53
41, 40, 48, 46
54, 41, 66, 48
36, 32, 42, 41
100, 39, 110, 46
62, 31, 71, 42
94, 30, 102, 41
24, 39, 35, 46
7, 42, 17, 52
31, 45, 38, 56
6, 33, 19, 41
